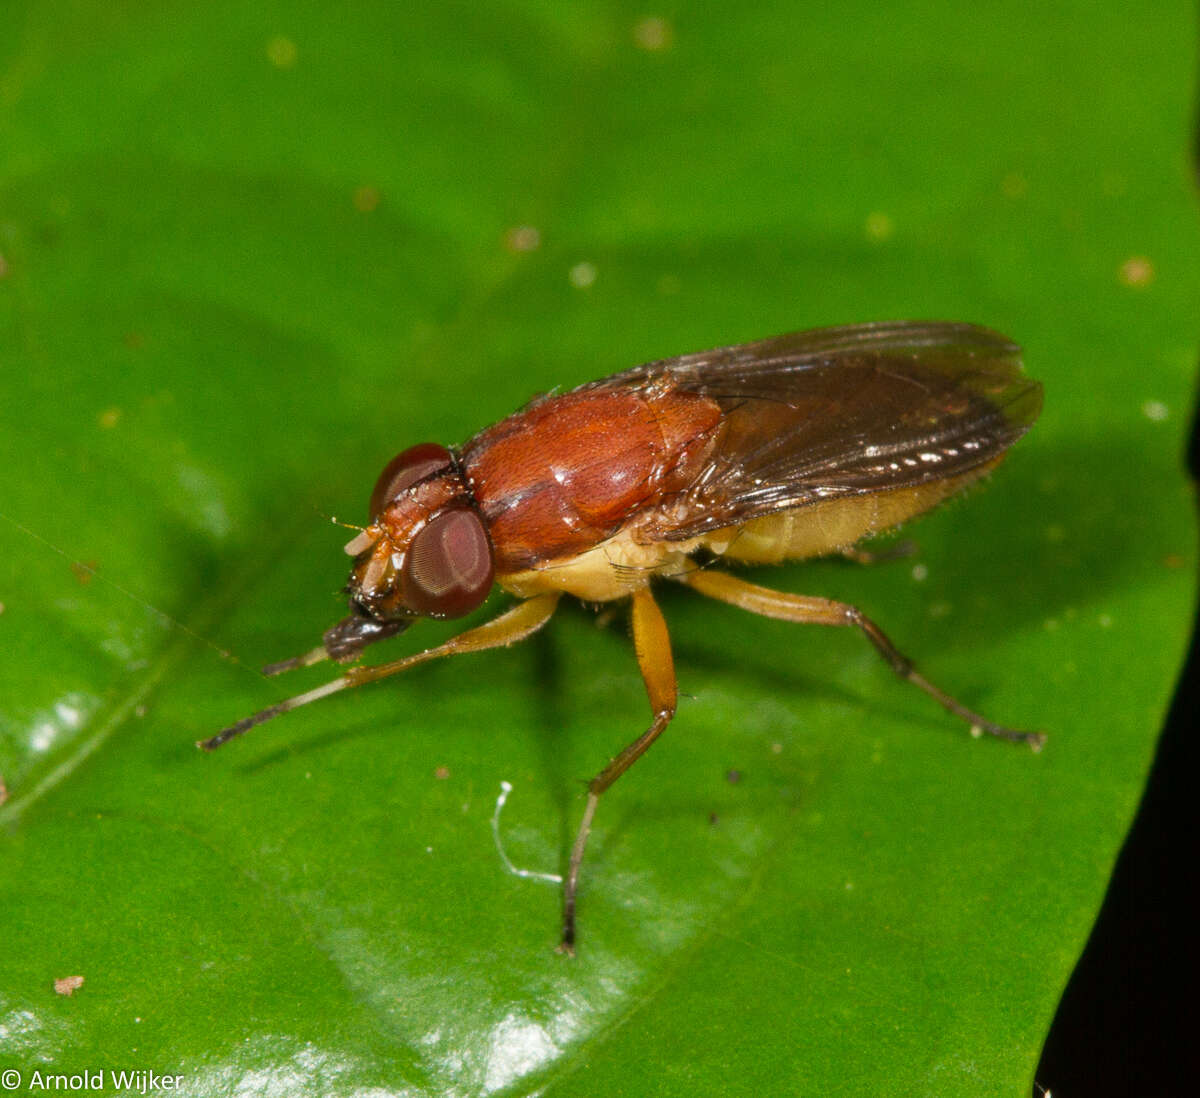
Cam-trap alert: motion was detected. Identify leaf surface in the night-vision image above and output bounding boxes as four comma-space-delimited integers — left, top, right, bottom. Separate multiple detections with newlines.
1, 2, 1196, 1094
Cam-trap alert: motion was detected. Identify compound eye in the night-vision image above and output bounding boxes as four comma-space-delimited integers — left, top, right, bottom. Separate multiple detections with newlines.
369, 443, 452, 518
402, 508, 494, 618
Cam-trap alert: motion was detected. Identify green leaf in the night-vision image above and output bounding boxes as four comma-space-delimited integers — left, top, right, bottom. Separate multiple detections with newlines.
2, 2, 1195, 1094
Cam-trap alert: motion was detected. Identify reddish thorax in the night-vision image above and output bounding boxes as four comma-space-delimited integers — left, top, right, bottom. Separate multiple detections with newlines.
460, 384, 722, 572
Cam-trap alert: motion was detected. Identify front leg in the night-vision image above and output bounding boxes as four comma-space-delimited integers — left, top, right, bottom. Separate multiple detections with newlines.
559, 585, 678, 954
199, 593, 562, 751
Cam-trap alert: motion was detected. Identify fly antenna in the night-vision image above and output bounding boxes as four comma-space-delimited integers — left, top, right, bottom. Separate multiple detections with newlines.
314, 507, 365, 534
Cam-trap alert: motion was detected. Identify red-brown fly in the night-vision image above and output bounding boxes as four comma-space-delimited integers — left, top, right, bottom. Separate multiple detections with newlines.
201, 321, 1045, 952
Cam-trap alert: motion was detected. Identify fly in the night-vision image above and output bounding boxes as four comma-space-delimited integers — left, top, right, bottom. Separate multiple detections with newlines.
200, 320, 1045, 953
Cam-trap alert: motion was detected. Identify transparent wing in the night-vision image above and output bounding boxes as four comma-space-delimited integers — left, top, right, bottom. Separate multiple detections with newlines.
580, 322, 1042, 540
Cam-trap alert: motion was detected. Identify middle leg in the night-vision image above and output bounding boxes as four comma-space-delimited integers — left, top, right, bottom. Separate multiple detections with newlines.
559, 584, 678, 954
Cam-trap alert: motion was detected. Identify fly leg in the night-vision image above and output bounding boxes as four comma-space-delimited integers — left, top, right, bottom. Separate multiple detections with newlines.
676, 569, 1044, 750
559, 585, 677, 955
199, 593, 561, 750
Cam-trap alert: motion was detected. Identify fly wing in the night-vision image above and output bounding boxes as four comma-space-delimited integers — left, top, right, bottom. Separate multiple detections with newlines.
580, 322, 1043, 541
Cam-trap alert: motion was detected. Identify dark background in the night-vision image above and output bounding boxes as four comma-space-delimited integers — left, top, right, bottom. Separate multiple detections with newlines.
1036, 372, 1198, 1093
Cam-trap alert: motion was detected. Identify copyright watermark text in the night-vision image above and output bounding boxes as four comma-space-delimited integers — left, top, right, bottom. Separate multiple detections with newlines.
1, 1069, 183, 1092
